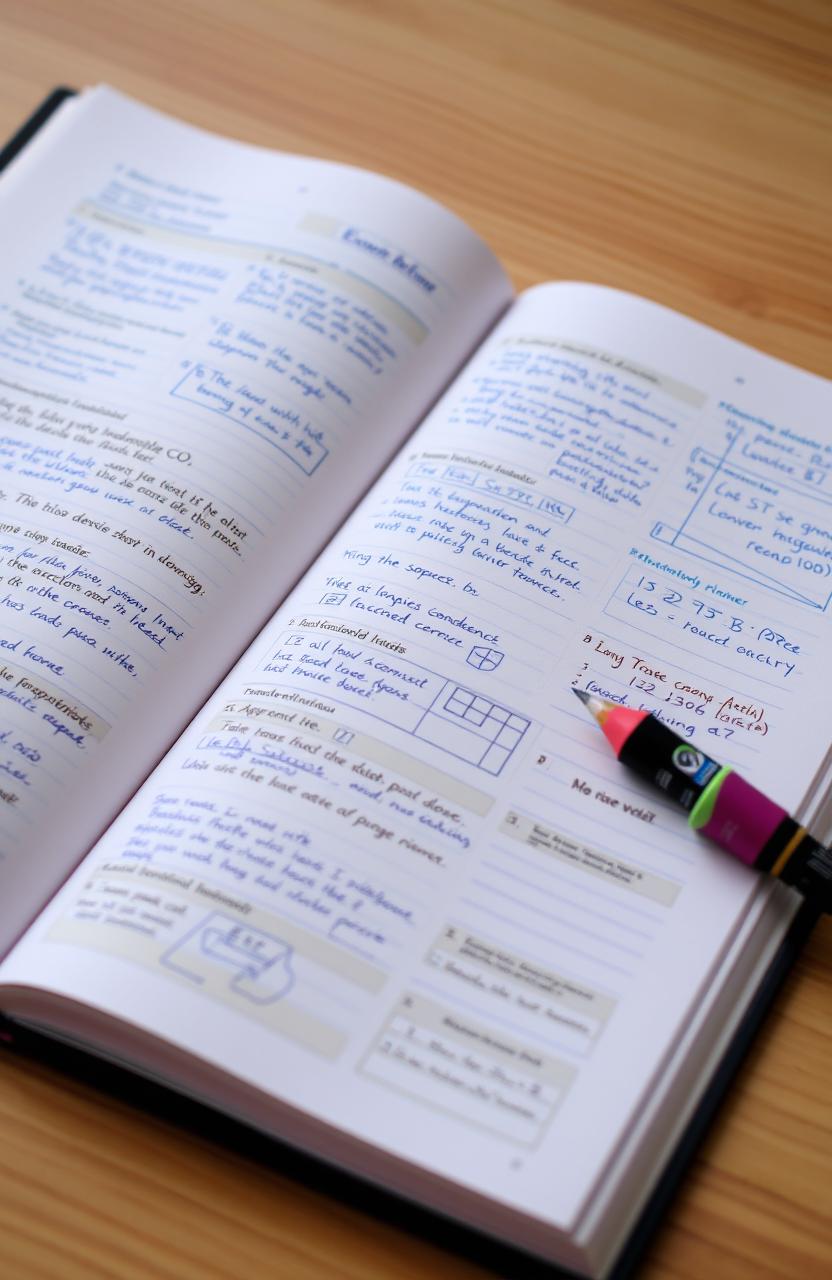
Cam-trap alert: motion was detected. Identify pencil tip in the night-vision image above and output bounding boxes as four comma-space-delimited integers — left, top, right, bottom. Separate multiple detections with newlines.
572, 687, 591, 705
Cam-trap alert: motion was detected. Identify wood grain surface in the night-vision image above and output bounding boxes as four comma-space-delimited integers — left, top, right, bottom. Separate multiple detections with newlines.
0, 1, 830, 1276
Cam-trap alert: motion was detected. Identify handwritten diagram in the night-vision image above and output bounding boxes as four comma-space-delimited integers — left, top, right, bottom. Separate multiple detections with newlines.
162, 912, 295, 1004
653, 432, 832, 611
407, 458, 574, 524
266, 633, 531, 776
171, 363, 329, 475
466, 644, 504, 672
417, 684, 529, 775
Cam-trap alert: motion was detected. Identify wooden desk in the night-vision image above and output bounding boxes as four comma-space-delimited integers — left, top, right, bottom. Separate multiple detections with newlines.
0, 2, 830, 1275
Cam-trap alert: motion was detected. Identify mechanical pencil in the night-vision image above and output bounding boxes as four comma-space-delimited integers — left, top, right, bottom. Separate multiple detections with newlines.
573, 688, 832, 912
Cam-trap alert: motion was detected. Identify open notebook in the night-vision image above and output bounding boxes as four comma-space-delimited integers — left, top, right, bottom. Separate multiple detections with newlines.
0, 87, 828, 1279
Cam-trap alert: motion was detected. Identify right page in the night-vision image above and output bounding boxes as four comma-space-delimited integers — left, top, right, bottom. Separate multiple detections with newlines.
3, 283, 831, 1250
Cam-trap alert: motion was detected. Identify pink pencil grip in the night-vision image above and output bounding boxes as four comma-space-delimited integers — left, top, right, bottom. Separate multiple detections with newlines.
696, 770, 788, 867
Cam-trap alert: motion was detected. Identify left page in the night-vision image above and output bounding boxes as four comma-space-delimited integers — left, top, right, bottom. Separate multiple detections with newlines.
0, 87, 512, 951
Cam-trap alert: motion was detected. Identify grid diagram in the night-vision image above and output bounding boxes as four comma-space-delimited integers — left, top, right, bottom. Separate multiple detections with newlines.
413, 683, 530, 775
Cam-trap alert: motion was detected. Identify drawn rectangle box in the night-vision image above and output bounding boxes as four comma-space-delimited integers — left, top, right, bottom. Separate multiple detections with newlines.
460, 694, 498, 726
359, 992, 575, 1148
414, 685, 529, 775
404, 460, 574, 524
415, 709, 490, 764
170, 364, 328, 476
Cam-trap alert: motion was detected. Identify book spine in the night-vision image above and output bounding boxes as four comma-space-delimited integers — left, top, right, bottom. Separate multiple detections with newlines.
0, 86, 76, 173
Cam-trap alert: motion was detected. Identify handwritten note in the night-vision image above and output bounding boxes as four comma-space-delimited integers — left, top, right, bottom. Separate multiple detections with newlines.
0, 85, 509, 907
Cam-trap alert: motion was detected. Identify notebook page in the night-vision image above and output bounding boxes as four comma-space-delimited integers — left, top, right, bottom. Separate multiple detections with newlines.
3, 283, 829, 1230
0, 87, 511, 948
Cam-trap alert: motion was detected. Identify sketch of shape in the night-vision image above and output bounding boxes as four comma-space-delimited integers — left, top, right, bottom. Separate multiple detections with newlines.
202, 924, 295, 1003
162, 912, 296, 1005
467, 644, 505, 672
651, 436, 832, 611
170, 364, 328, 475
413, 682, 530, 776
